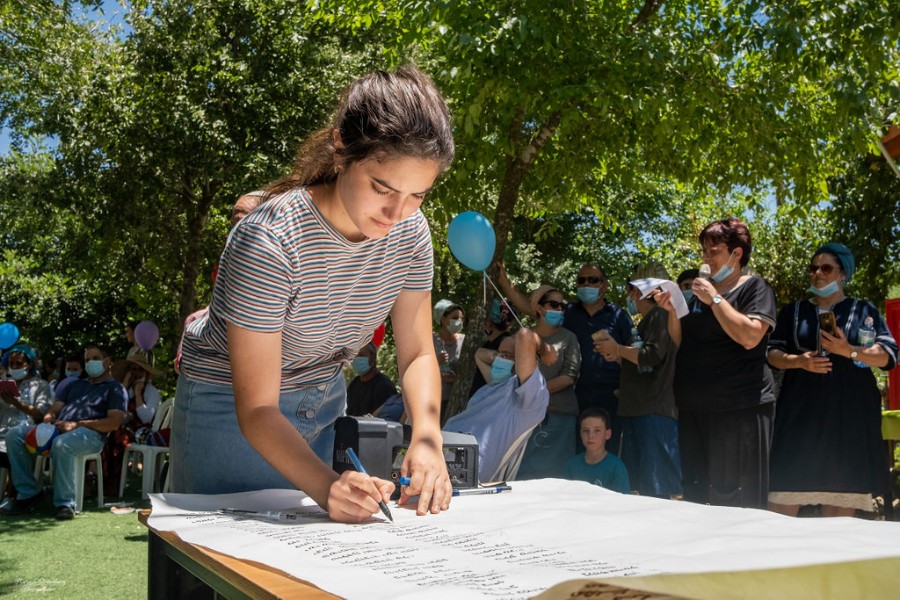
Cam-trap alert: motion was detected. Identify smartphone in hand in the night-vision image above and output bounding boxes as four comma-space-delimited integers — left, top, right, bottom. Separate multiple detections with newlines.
818, 311, 838, 336
0, 379, 20, 398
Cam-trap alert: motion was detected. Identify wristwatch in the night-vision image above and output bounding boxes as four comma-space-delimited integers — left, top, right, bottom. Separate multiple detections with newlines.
711, 295, 723, 306
849, 347, 859, 360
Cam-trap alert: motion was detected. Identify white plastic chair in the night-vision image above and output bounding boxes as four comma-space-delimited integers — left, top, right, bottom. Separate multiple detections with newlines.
486, 425, 536, 483
33, 451, 104, 513
73, 451, 103, 513
118, 398, 173, 498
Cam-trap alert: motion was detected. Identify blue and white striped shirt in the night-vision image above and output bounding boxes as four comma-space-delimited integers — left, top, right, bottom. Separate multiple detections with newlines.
180, 188, 433, 389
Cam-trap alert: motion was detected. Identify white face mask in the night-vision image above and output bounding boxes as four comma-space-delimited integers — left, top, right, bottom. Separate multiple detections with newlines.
446, 318, 464, 334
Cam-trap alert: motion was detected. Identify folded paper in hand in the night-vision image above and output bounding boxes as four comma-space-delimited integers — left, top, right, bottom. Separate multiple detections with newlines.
629, 277, 688, 319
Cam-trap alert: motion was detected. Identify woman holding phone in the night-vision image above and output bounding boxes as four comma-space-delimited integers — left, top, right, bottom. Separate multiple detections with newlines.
767, 243, 897, 517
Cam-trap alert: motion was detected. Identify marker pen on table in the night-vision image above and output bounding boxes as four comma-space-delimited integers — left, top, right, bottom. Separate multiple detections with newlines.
344, 447, 394, 522
219, 508, 300, 522
398, 477, 512, 497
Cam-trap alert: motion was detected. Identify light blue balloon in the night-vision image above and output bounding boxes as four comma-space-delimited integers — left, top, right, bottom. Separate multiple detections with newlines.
0, 322, 20, 350
448, 211, 496, 271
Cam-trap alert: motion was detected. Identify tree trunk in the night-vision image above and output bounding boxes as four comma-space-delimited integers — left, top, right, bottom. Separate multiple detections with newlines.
442, 111, 562, 423
175, 185, 217, 344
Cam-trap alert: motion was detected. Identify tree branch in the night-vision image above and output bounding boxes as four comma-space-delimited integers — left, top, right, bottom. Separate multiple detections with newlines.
628, 0, 664, 32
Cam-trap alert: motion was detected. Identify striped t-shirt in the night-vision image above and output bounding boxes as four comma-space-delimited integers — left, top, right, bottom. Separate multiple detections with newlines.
180, 187, 434, 389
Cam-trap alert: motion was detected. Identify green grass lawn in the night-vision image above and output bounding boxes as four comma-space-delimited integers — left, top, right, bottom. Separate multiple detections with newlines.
0, 470, 151, 599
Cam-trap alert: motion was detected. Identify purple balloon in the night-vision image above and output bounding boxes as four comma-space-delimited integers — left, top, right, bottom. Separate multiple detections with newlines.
134, 321, 159, 351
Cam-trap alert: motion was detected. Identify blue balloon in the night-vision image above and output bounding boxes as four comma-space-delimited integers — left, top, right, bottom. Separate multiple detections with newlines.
0, 322, 20, 350
448, 211, 496, 271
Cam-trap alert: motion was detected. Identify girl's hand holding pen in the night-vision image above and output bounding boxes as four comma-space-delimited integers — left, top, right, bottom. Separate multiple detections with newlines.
398, 433, 452, 515
326, 471, 395, 524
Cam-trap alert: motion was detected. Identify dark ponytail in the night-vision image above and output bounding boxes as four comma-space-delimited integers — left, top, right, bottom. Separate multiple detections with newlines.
267, 65, 454, 195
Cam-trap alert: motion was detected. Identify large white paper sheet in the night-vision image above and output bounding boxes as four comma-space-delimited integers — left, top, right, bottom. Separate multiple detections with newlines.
149, 480, 900, 600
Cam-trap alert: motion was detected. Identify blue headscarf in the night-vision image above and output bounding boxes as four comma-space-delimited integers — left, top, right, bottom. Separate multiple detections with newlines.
7, 343, 37, 376
813, 243, 855, 283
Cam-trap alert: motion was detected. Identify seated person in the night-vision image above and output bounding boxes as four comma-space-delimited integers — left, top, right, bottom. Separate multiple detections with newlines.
373, 393, 406, 423
0, 344, 127, 520
0, 344, 53, 501
119, 354, 163, 428
468, 297, 514, 398
563, 408, 631, 493
124, 320, 155, 367
346, 343, 397, 416
52, 354, 84, 397
444, 328, 557, 483
106, 353, 164, 496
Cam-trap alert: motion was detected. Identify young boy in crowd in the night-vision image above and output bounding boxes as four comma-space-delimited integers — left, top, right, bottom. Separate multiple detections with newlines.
563, 408, 631, 493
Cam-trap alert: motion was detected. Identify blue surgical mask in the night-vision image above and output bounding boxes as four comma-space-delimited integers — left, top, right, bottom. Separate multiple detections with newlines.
711, 250, 737, 283
85, 359, 106, 378
490, 356, 515, 384
543, 310, 565, 327
682, 290, 694, 303
350, 357, 371, 376
808, 281, 840, 298
577, 287, 599, 304
626, 297, 638, 316
65, 370, 81, 378
9, 367, 28, 381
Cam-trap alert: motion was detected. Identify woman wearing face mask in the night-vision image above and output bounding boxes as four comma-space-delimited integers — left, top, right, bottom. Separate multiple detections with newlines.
655, 218, 777, 509
515, 285, 582, 479
433, 299, 466, 419
0, 344, 53, 502
468, 297, 513, 399
594, 262, 681, 498
767, 243, 897, 517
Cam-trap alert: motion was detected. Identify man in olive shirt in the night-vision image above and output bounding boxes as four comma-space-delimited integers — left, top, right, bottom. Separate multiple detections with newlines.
594, 264, 681, 498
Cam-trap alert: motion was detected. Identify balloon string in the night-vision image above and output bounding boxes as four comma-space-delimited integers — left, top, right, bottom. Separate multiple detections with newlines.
483, 271, 526, 330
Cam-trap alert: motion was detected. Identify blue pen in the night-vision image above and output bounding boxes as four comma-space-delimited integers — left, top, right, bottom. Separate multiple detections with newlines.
398, 477, 511, 497
345, 447, 394, 522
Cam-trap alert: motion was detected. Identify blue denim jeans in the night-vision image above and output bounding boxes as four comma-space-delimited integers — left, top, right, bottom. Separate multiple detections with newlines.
170, 370, 346, 494
619, 414, 683, 497
5, 423, 105, 508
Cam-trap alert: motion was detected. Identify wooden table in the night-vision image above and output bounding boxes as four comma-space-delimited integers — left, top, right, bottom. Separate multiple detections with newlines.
139, 510, 675, 599
139, 510, 339, 599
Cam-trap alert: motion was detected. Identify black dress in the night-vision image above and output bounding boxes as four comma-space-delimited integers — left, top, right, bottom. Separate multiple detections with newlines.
768, 297, 897, 498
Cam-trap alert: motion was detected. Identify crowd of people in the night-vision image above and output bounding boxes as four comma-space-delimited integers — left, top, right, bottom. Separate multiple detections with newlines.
0, 326, 163, 519
2, 66, 897, 525
342, 220, 897, 518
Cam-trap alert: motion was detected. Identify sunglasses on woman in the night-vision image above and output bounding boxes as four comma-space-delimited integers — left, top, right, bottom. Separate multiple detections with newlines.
576, 276, 603, 285
540, 300, 566, 310
808, 264, 836, 275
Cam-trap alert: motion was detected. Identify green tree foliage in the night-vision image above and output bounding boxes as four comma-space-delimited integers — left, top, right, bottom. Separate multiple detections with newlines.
829, 156, 900, 307
0, 0, 382, 359
312, 0, 900, 417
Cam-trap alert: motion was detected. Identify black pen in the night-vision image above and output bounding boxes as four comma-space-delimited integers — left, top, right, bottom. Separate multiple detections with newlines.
344, 447, 394, 522
219, 508, 299, 521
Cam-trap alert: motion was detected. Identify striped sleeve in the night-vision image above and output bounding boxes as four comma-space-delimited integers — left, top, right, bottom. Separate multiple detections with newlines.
217, 221, 293, 332
402, 212, 434, 292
